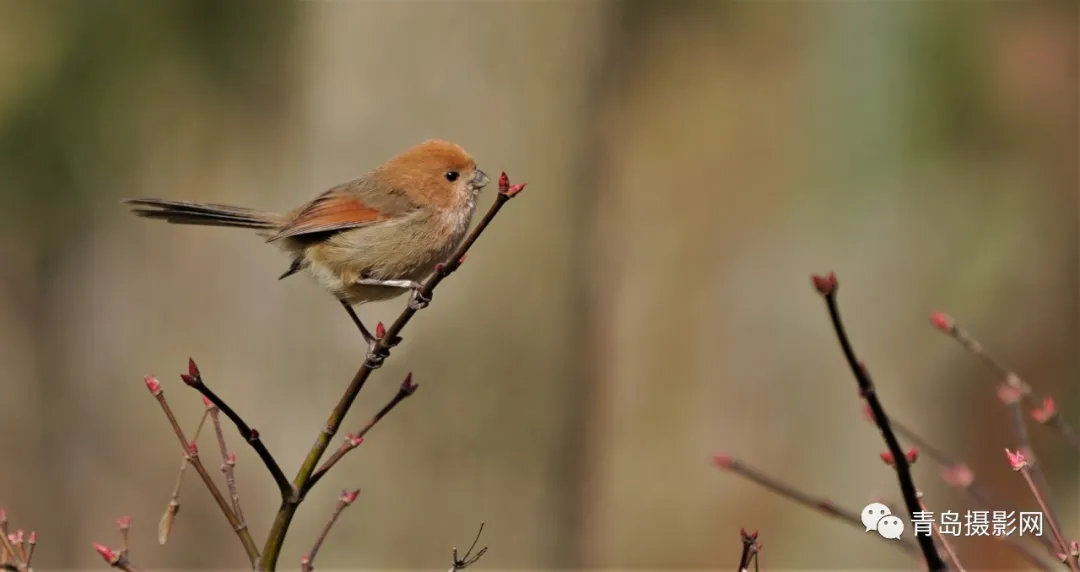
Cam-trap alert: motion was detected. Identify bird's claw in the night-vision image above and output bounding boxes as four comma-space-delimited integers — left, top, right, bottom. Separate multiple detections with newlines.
408, 288, 431, 311
365, 340, 387, 369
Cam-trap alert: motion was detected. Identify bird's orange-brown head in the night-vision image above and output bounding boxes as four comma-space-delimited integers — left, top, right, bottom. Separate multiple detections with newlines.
376, 140, 489, 209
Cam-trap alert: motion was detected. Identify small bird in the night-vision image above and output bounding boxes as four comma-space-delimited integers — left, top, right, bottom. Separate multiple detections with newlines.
124, 139, 490, 348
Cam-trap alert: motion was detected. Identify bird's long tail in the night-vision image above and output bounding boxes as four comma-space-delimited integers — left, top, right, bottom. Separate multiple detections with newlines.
123, 198, 281, 230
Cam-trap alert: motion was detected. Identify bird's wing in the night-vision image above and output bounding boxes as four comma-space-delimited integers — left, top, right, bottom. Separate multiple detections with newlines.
265, 179, 417, 242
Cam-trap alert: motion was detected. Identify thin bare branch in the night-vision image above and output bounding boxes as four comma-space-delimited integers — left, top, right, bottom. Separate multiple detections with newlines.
930, 312, 1080, 454
304, 489, 360, 572
0, 509, 25, 572
736, 528, 761, 572
917, 495, 966, 571
877, 408, 1057, 564
1007, 449, 1078, 570
114, 516, 130, 557
306, 372, 418, 491
144, 376, 260, 565
158, 406, 210, 545
206, 396, 246, 525
812, 272, 945, 570
713, 454, 919, 555
180, 359, 294, 503
449, 522, 489, 571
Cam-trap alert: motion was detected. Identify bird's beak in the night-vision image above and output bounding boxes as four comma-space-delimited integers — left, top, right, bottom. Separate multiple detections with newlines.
472, 169, 490, 189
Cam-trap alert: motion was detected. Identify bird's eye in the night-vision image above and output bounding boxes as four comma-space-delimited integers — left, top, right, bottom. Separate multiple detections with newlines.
444, 171, 460, 182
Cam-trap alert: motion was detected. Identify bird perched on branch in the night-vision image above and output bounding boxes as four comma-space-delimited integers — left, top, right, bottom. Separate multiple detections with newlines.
124, 139, 490, 349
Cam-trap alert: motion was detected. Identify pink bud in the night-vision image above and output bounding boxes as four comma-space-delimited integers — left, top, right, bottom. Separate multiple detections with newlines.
434, 262, 446, 274
115, 516, 131, 530
345, 433, 364, 448
375, 322, 386, 339
0, 507, 6, 522
861, 405, 874, 422
13, 530, 23, 543
1006, 448, 1027, 470
340, 488, 360, 505
505, 183, 527, 197
811, 272, 838, 295
179, 373, 196, 386
880, 451, 895, 466
1032, 396, 1057, 424
144, 376, 162, 395
941, 464, 974, 488
27, 531, 35, 544
189, 442, 198, 455
400, 372, 418, 396
712, 453, 734, 470
497, 172, 510, 194
93, 543, 116, 563
202, 396, 213, 409
997, 384, 1023, 405
905, 448, 919, 464
227, 452, 237, 465
188, 358, 200, 378
458, 254, 467, 266
929, 311, 953, 332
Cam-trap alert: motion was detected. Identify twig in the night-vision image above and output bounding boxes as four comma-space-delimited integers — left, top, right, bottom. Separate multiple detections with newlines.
874, 408, 1057, 564
259, 172, 527, 570
114, 517, 130, 557
22, 533, 33, 569
1066, 541, 1080, 570
158, 405, 210, 545
180, 358, 294, 502
306, 373, 418, 490
302, 489, 360, 572
811, 272, 946, 570
1006, 449, 1078, 571
206, 395, 246, 525
930, 312, 1080, 454
712, 454, 919, 555
0, 508, 23, 572
996, 383, 1065, 543
143, 376, 260, 565
93, 543, 142, 572
917, 495, 965, 571
736, 528, 760, 572
448, 521, 488, 571
5, 532, 24, 565
1031, 397, 1080, 450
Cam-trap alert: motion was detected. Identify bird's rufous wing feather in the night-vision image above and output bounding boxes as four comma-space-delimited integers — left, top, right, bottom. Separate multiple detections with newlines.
266, 181, 414, 242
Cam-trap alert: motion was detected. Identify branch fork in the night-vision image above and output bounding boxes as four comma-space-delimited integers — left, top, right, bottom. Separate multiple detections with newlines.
95, 171, 526, 570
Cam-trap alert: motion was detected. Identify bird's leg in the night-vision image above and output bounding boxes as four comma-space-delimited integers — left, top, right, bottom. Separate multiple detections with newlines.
353, 278, 431, 311
339, 299, 378, 354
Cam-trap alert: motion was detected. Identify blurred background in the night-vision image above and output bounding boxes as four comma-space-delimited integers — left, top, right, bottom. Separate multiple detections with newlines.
0, 0, 1075, 569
